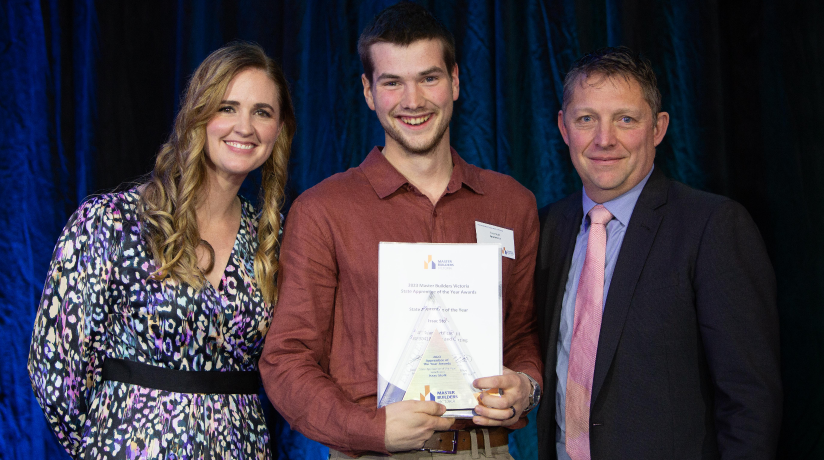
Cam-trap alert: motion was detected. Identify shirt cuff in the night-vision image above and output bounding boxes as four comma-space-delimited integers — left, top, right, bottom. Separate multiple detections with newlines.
341, 404, 389, 456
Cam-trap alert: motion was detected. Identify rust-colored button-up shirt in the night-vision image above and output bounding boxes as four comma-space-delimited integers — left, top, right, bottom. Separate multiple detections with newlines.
260, 148, 542, 456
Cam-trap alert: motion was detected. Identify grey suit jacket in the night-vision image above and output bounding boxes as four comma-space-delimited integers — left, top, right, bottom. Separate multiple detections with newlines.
535, 168, 781, 459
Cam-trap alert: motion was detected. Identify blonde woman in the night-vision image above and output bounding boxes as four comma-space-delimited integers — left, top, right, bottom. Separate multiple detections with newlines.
28, 42, 295, 459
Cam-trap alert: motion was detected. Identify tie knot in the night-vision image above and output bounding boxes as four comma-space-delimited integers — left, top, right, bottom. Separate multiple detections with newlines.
588, 204, 613, 226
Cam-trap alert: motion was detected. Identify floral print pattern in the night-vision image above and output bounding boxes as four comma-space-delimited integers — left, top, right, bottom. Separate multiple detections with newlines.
28, 190, 273, 459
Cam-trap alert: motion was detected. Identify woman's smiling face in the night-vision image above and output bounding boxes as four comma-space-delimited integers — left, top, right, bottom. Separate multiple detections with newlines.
205, 67, 282, 184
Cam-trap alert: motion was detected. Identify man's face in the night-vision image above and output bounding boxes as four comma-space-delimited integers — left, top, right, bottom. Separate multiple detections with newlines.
558, 74, 669, 203
361, 39, 459, 156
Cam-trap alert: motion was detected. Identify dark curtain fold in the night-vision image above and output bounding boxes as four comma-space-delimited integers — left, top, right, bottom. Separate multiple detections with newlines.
1, 0, 821, 459
1, 0, 97, 458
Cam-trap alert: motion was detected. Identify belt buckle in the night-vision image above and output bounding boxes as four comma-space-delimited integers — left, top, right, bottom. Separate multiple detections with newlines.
421, 429, 458, 454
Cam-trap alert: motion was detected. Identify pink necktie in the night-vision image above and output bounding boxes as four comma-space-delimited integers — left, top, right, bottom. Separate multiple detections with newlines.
566, 204, 613, 460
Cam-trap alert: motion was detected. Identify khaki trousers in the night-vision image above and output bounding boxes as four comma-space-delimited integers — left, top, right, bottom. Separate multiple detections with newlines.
328, 429, 514, 459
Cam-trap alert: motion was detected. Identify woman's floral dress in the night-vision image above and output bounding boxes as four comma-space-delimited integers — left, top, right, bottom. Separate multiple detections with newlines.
28, 190, 274, 459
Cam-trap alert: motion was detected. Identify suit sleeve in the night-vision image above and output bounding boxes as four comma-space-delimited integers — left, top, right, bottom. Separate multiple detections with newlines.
694, 200, 782, 458
259, 197, 388, 455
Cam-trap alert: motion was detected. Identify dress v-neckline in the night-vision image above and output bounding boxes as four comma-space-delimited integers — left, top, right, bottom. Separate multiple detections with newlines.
204, 203, 245, 294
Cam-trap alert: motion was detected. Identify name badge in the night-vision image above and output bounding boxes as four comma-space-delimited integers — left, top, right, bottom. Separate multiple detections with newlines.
475, 221, 516, 259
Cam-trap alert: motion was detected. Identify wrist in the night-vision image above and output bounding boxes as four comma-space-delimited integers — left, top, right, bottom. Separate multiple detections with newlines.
516, 371, 541, 413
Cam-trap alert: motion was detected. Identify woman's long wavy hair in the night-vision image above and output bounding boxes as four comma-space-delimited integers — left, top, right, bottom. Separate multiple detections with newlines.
139, 41, 295, 305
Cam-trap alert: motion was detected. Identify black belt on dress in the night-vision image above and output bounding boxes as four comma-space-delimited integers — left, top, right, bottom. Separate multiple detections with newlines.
102, 358, 260, 395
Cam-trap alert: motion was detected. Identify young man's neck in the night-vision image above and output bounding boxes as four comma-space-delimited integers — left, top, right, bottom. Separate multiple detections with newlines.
381, 136, 453, 206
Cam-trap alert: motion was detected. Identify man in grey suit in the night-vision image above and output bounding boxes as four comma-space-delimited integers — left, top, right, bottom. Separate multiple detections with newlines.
535, 47, 782, 459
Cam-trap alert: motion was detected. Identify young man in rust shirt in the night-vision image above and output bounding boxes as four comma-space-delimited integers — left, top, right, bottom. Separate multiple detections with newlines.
260, 3, 542, 458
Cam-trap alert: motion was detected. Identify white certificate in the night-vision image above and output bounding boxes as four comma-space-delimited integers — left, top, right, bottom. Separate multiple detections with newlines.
377, 243, 502, 418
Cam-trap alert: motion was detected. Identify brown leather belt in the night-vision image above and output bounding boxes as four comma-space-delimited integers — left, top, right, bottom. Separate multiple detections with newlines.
420, 427, 510, 454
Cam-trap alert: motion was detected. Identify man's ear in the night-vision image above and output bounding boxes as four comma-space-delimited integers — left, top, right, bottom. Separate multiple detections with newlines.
451, 63, 460, 101
557, 110, 570, 145
362, 74, 376, 111
653, 111, 669, 146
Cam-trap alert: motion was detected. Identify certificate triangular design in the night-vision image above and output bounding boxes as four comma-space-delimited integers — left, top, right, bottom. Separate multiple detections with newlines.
402, 329, 479, 409
378, 292, 481, 409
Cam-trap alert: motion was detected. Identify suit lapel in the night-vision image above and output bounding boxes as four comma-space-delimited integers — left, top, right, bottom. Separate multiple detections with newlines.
591, 169, 669, 403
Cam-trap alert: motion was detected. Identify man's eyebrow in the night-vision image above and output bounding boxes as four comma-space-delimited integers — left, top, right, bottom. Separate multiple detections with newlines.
612, 107, 646, 117
375, 73, 402, 82
568, 106, 644, 114
374, 66, 447, 82
565, 106, 592, 115
418, 66, 445, 76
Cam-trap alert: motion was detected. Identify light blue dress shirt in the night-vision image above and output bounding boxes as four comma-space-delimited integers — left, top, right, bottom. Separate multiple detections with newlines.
555, 167, 654, 460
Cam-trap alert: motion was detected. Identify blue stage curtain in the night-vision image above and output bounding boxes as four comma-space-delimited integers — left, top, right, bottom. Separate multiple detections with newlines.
1, 1, 822, 459
0, 0, 96, 458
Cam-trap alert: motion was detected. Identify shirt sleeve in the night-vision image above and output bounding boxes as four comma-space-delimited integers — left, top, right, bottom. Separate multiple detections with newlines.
259, 197, 388, 456
27, 196, 121, 457
502, 193, 544, 426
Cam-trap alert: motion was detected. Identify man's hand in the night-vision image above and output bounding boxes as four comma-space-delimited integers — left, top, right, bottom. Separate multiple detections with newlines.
472, 367, 532, 427
384, 400, 456, 452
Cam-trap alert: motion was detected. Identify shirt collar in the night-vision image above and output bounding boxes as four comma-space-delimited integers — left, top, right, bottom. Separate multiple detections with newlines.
361, 146, 484, 199
582, 165, 654, 227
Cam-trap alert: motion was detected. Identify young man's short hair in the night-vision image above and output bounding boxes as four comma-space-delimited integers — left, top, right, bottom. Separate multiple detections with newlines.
358, 1, 456, 82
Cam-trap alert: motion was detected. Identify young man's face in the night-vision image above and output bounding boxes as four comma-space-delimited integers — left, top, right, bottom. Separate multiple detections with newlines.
361, 39, 460, 156
558, 73, 669, 203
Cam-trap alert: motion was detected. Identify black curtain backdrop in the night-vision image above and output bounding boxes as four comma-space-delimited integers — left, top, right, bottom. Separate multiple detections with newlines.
1, 0, 822, 459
